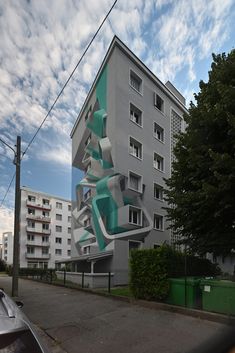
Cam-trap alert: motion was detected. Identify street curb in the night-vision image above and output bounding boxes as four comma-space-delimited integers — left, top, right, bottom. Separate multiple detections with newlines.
20, 277, 234, 326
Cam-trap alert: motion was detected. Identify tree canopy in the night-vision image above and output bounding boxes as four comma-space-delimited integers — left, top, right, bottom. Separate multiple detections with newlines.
164, 50, 235, 256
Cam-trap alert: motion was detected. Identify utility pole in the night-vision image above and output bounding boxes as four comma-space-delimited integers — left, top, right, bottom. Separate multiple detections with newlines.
12, 136, 21, 297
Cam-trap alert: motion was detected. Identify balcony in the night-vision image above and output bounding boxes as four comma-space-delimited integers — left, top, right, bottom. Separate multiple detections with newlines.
26, 214, 51, 223
26, 226, 51, 235
26, 240, 50, 247
25, 252, 51, 259
26, 200, 51, 210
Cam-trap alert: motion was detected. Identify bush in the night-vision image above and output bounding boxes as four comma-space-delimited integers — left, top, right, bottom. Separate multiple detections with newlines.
130, 249, 170, 300
129, 245, 221, 301
0, 259, 6, 272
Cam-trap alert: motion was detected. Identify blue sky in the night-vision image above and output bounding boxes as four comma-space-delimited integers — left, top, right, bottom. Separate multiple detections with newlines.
0, 0, 234, 236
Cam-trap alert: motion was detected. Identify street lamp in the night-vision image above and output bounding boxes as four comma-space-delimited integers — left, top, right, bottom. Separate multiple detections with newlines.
0, 136, 21, 297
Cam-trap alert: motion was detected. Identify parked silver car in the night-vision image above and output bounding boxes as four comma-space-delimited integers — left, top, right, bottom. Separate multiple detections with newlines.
0, 289, 49, 353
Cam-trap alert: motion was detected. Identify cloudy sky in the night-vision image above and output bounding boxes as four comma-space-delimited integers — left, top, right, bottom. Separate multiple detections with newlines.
0, 0, 234, 237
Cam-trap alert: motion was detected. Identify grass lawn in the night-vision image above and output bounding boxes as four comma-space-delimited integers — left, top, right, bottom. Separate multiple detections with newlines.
110, 287, 133, 297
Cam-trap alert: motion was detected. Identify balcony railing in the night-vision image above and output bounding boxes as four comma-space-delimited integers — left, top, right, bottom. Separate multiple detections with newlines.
26, 240, 50, 247
26, 200, 51, 210
26, 214, 51, 223
26, 226, 51, 235
25, 252, 51, 259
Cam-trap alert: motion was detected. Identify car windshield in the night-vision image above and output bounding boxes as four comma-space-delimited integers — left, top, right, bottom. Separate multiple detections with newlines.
0, 329, 43, 353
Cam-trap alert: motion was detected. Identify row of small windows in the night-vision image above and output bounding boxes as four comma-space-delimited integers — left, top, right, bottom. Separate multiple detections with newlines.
27, 195, 71, 211
128, 206, 164, 231
27, 234, 71, 245
27, 247, 71, 256
130, 70, 164, 113
27, 221, 71, 233
129, 137, 164, 172
56, 214, 72, 222
128, 171, 163, 200
130, 103, 165, 142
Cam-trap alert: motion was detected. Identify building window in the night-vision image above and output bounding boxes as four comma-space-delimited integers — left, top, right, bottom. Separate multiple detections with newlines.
56, 225, 62, 232
68, 216, 71, 223
129, 241, 141, 254
27, 246, 34, 254
42, 236, 49, 243
42, 223, 49, 230
130, 70, 142, 93
154, 214, 164, 231
67, 250, 71, 256
154, 244, 160, 249
56, 214, 62, 221
154, 153, 164, 171
28, 195, 36, 202
68, 227, 71, 234
128, 171, 142, 192
43, 211, 49, 217
85, 105, 92, 121
55, 237, 62, 244
4, 249, 7, 254
55, 249, 62, 255
68, 205, 71, 211
84, 218, 91, 228
83, 246, 90, 255
154, 183, 164, 200
85, 134, 91, 147
42, 199, 49, 205
130, 103, 142, 127
83, 189, 91, 201
129, 137, 142, 160
27, 220, 35, 228
85, 162, 91, 174
154, 122, 164, 142
28, 208, 35, 215
42, 248, 49, 255
27, 234, 34, 241
56, 202, 62, 209
129, 206, 142, 226
154, 93, 164, 112
67, 238, 71, 245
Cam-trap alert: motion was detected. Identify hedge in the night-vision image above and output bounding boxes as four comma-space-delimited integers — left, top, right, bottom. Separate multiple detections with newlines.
130, 248, 169, 300
129, 245, 221, 300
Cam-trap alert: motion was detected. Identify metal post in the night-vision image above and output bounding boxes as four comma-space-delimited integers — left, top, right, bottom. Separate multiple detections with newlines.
82, 272, 84, 288
12, 136, 21, 297
108, 272, 111, 293
63, 268, 66, 285
184, 245, 187, 307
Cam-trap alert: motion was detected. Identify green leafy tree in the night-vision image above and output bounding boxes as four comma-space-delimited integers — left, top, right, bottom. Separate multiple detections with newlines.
164, 50, 235, 256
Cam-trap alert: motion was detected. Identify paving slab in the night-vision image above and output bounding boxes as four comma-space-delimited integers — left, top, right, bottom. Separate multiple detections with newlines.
0, 276, 226, 353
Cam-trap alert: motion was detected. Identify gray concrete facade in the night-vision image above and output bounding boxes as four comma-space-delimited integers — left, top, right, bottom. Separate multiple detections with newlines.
70, 36, 187, 285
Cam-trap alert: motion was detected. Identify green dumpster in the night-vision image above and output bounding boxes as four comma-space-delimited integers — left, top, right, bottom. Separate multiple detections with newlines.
166, 277, 202, 309
200, 279, 235, 315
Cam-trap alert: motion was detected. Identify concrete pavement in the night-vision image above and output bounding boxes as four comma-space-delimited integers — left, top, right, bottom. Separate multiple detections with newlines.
0, 276, 226, 353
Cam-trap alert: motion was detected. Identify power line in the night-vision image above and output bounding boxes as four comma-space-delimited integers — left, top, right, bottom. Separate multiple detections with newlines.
0, 172, 16, 208
22, 0, 117, 158
0, 0, 117, 208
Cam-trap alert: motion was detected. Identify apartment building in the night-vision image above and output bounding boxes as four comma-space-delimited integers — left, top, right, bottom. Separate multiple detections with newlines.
1, 232, 13, 265
70, 36, 187, 285
20, 187, 72, 269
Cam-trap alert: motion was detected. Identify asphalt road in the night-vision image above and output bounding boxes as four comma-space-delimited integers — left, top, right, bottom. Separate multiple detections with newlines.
0, 276, 225, 353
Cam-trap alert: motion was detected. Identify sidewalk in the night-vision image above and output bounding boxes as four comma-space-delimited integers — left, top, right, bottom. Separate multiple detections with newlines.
0, 276, 226, 353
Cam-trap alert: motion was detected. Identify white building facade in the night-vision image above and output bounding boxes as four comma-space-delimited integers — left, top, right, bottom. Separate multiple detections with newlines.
20, 187, 72, 269
1, 232, 14, 265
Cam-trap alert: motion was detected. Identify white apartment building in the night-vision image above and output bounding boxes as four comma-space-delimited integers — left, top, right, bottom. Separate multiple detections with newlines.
20, 187, 72, 269
69, 36, 188, 285
1, 232, 14, 265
